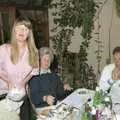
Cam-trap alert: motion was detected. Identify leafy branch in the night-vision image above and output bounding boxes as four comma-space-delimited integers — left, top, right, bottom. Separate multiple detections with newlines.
49, 0, 98, 89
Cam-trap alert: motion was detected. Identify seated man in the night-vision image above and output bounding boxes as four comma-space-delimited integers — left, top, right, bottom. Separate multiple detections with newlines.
28, 47, 72, 108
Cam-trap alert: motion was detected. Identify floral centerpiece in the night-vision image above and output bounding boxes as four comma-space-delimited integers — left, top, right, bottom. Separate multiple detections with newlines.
81, 86, 113, 120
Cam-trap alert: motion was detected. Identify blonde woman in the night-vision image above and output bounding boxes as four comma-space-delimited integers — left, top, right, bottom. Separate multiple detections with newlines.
0, 19, 38, 120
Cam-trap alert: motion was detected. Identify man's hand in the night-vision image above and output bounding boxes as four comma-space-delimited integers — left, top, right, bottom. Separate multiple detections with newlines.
64, 83, 73, 91
43, 95, 55, 105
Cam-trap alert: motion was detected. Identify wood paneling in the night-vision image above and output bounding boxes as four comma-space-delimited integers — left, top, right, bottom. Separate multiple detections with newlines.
18, 9, 49, 49
0, 7, 15, 44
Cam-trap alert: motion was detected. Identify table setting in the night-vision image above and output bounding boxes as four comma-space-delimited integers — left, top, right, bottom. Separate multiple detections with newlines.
35, 86, 120, 120
36, 88, 95, 120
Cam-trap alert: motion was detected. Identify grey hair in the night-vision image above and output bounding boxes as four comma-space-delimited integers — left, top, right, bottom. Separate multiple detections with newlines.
39, 47, 54, 63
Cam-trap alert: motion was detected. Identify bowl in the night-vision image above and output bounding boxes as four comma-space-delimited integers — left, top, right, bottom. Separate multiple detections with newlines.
7, 88, 26, 101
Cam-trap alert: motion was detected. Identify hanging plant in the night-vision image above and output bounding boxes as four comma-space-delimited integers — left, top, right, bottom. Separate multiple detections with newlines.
115, 0, 120, 17
49, 0, 98, 89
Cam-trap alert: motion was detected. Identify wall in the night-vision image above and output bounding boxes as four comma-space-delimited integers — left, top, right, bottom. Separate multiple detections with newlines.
48, 0, 120, 76
88, 0, 120, 73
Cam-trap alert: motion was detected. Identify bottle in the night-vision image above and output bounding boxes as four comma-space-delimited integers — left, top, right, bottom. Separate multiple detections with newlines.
93, 87, 105, 120
81, 102, 92, 120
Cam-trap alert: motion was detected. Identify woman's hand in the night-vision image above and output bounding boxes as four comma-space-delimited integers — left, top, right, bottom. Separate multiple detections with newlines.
8, 81, 13, 89
2, 81, 9, 90
0, 69, 13, 89
20, 69, 34, 88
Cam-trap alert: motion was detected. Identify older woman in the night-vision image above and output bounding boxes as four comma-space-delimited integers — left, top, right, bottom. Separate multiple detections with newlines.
29, 47, 72, 108
0, 19, 38, 120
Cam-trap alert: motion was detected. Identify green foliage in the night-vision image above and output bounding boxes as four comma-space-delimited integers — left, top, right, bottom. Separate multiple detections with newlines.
93, 87, 112, 109
93, 89, 104, 107
81, 112, 91, 120
52, 29, 74, 57
49, 0, 98, 89
115, 0, 120, 17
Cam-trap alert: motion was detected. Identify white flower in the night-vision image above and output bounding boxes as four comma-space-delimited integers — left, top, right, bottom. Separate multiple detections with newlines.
91, 107, 96, 115
104, 97, 110, 102
96, 86, 100, 92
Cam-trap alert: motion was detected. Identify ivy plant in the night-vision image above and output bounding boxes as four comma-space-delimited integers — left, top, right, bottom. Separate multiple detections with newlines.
115, 0, 120, 17
49, 0, 98, 89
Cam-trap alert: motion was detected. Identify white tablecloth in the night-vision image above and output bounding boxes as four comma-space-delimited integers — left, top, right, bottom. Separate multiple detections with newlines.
35, 88, 120, 120
36, 88, 94, 120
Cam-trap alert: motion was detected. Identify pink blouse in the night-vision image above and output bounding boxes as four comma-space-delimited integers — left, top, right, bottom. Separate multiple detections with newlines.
0, 44, 37, 89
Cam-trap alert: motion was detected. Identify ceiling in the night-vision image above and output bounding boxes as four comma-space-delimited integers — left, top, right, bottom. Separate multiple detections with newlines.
0, 0, 52, 9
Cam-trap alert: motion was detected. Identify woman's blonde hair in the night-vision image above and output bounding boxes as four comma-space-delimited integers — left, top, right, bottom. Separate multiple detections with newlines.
10, 19, 38, 68
39, 47, 54, 63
